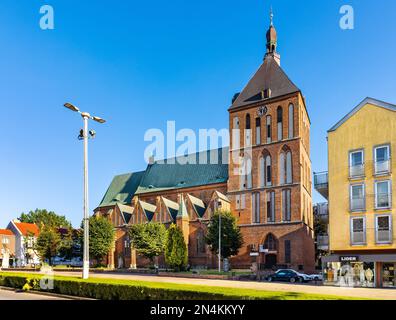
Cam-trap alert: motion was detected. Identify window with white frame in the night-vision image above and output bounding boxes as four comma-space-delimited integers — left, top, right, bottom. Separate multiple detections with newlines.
349, 150, 364, 178
374, 145, 390, 175
375, 180, 391, 209
2, 237, 9, 245
350, 184, 365, 211
350, 217, 366, 245
375, 215, 393, 244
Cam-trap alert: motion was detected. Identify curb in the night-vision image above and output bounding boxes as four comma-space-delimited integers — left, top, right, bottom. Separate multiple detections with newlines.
0, 286, 95, 300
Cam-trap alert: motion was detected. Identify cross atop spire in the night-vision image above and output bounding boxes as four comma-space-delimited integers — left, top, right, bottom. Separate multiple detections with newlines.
270, 6, 274, 26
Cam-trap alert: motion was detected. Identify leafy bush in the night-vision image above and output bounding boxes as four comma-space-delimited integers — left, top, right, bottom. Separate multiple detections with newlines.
165, 224, 188, 271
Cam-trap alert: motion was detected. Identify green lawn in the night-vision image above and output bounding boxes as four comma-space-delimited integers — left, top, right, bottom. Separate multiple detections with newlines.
178, 269, 252, 276
0, 271, 362, 300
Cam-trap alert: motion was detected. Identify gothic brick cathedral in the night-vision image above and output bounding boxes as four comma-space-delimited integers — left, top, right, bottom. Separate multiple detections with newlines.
95, 13, 315, 272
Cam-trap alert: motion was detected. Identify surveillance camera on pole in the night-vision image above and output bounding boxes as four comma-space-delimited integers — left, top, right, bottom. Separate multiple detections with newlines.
63, 102, 106, 280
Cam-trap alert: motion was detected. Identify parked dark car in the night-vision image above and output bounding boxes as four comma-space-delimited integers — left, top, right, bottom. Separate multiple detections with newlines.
266, 269, 304, 283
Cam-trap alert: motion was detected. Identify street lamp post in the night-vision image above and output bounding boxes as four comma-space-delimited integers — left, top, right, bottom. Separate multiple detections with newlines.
64, 103, 106, 280
218, 201, 222, 273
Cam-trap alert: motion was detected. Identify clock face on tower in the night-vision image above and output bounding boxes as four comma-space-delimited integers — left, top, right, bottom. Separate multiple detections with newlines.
257, 106, 268, 117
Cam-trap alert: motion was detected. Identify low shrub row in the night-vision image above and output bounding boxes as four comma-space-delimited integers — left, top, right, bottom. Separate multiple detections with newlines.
0, 272, 355, 300
0, 273, 256, 300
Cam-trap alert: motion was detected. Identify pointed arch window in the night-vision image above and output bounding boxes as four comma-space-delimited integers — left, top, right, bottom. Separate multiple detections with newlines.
279, 148, 293, 185
277, 106, 283, 141
233, 117, 240, 150
245, 114, 251, 147
246, 157, 252, 189
266, 115, 272, 143
260, 156, 265, 187
260, 151, 272, 187
282, 189, 291, 221
264, 233, 278, 251
288, 104, 294, 139
255, 117, 261, 145
265, 155, 272, 186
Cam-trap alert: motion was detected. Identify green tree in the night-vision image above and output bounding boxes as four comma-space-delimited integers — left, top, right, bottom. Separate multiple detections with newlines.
82, 216, 115, 266
205, 211, 243, 261
19, 209, 72, 229
128, 223, 166, 265
35, 227, 62, 265
165, 224, 188, 271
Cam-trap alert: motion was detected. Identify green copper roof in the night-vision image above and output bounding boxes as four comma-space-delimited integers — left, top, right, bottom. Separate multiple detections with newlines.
135, 148, 229, 195
97, 171, 145, 208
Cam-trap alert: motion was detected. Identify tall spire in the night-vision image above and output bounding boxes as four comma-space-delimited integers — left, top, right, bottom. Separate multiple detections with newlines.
265, 7, 280, 65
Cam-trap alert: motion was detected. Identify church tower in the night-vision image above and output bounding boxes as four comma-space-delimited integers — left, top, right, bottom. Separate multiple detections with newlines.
227, 10, 315, 272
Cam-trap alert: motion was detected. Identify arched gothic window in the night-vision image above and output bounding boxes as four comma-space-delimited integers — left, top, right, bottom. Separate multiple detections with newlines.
264, 233, 278, 251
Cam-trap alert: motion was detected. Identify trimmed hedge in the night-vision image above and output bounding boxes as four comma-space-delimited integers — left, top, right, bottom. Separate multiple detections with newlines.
0, 273, 256, 300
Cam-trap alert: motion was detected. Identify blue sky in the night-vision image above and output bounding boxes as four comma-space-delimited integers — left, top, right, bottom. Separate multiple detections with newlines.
0, 0, 395, 227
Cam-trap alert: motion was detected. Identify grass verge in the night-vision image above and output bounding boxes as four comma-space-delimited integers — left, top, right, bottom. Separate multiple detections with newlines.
0, 272, 361, 300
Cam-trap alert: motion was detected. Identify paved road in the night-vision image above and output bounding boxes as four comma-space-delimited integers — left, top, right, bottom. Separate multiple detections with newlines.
0, 288, 69, 300
3, 270, 396, 300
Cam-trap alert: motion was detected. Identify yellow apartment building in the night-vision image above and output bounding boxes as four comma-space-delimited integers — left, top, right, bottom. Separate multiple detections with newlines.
315, 97, 396, 288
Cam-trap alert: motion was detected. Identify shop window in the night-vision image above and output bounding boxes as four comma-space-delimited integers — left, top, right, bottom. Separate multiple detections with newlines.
323, 262, 375, 288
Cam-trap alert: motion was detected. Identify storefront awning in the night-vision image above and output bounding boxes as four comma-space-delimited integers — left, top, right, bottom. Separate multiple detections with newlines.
323, 254, 396, 264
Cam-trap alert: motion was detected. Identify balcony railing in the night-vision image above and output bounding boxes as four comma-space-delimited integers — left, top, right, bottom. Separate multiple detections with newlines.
351, 197, 365, 211
375, 160, 391, 175
314, 202, 328, 221
349, 164, 365, 178
376, 192, 392, 209
314, 172, 328, 199
317, 235, 329, 247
